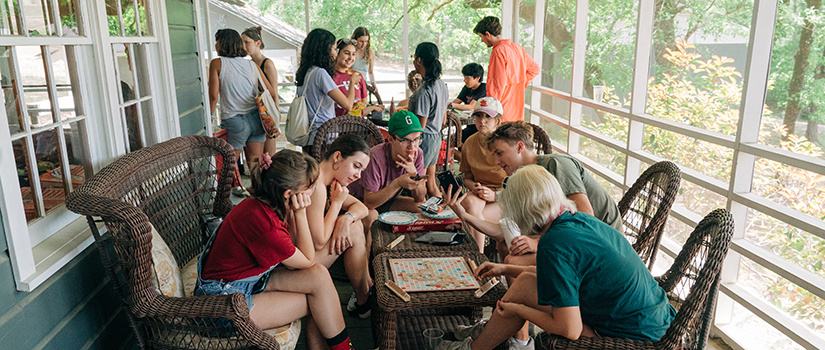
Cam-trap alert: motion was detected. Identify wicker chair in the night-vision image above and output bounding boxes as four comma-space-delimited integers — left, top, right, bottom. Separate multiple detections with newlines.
437, 113, 464, 173
537, 208, 734, 350
529, 123, 553, 155
311, 115, 385, 161
619, 161, 682, 269
66, 136, 281, 350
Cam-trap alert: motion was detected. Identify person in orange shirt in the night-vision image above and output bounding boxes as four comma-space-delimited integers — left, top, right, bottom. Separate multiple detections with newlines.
474, 16, 540, 122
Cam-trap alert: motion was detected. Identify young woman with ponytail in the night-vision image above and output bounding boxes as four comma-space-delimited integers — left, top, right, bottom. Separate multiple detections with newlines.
409, 42, 449, 197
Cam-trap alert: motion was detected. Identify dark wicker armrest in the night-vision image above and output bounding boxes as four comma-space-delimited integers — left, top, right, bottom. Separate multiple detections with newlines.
144, 293, 280, 350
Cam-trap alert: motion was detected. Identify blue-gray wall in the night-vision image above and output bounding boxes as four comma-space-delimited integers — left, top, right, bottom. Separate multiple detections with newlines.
0, 1, 207, 348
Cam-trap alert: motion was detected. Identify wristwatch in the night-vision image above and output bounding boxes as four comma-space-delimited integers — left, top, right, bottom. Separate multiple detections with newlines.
448, 102, 454, 109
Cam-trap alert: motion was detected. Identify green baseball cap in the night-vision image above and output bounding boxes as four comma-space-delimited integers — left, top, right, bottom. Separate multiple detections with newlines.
388, 110, 424, 138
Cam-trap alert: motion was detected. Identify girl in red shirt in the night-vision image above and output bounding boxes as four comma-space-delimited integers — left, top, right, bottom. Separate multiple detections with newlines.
197, 150, 354, 350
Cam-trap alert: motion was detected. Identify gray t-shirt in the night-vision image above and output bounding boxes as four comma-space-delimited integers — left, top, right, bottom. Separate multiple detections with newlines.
297, 66, 338, 145
409, 79, 449, 134
536, 154, 622, 231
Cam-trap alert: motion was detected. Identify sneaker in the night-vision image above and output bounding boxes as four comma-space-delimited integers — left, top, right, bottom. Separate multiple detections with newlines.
508, 336, 534, 350
346, 292, 358, 312
435, 337, 472, 350
347, 299, 371, 319
453, 319, 487, 340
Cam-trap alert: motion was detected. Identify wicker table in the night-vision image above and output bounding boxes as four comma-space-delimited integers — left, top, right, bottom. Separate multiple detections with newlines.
371, 250, 507, 350
371, 221, 479, 256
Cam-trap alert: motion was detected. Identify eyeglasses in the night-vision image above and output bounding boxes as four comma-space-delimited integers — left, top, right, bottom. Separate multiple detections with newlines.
502, 176, 510, 189
395, 136, 422, 146
337, 39, 357, 46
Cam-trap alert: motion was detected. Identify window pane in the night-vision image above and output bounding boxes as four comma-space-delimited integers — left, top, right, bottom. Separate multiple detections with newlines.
764, 1, 825, 159
580, 137, 625, 175
1, 46, 23, 134
61, 122, 90, 192
120, 0, 137, 36
737, 255, 825, 338
672, 179, 726, 224
646, 0, 753, 136
123, 102, 141, 151
0, 0, 22, 35
584, 0, 637, 107
13, 137, 40, 222
105, 0, 122, 36
717, 295, 807, 350
19, 46, 56, 129
140, 99, 154, 145
745, 208, 825, 280
134, 44, 151, 98
583, 110, 628, 140
32, 128, 65, 215
752, 156, 825, 217
58, 0, 80, 36
642, 125, 733, 182
114, 43, 136, 104
137, 0, 150, 36
541, 0, 575, 93
22, 0, 55, 36
49, 45, 77, 120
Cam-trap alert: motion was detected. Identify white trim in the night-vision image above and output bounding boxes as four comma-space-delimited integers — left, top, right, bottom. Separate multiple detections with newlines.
153, 4, 182, 140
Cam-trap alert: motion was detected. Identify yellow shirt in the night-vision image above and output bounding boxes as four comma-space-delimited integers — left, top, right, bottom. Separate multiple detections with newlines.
459, 133, 507, 189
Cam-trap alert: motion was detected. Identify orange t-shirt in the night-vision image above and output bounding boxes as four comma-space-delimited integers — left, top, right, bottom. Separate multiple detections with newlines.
487, 40, 540, 122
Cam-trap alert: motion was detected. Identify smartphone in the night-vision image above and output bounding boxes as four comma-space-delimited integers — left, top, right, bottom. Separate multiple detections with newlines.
437, 170, 461, 197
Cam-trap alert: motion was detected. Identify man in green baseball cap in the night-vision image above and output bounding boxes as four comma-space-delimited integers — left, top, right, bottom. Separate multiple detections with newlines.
349, 110, 428, 225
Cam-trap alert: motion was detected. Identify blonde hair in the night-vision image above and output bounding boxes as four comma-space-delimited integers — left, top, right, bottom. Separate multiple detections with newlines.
498, 165, 577, 234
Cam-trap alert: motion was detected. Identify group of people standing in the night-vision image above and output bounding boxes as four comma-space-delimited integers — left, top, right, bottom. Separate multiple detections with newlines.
199, 15, 675, 350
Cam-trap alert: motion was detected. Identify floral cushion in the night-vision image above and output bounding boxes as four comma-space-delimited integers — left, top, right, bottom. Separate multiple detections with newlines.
181, 255, 199, 297
149, 224, 184, 297
264, 320, 301, 350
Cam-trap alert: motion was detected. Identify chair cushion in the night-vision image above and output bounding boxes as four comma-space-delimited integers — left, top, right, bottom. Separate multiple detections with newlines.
264, 319, 302, 350
149, 224, 184, 297
181, 255, 200, 297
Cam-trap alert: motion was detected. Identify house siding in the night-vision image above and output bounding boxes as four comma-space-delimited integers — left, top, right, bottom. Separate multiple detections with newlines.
168, 0, 209, 137
0, 241, 135, 349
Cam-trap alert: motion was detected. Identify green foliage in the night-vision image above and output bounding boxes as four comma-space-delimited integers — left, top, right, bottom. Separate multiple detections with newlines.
587, 40, 825, 331
257, 0, 500, 73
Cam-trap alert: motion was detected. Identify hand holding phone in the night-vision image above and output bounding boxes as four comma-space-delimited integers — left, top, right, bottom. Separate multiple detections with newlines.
437, 171, 461, 197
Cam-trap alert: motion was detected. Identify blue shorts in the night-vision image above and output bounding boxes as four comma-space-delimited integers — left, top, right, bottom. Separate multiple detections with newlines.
195, 270, 271, 311
421, 132, 441, 167
221, 109, 266, 149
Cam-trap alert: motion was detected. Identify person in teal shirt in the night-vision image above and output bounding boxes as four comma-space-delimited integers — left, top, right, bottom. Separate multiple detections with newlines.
436, 165, 674, 350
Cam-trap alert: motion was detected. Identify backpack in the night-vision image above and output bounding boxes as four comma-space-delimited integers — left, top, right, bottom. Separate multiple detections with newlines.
285, 68, 322, 146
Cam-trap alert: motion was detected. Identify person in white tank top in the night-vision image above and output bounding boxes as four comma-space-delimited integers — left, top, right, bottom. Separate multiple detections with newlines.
208, 29, 277, 191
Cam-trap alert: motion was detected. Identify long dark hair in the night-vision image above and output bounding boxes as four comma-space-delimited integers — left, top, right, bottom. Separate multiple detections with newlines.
296, 28, 336, 86
323, 134, 371, 161
250, 150, 320, 218
215, 29, 246, 57
351, 27, 371, 62
414, 42, 442, 88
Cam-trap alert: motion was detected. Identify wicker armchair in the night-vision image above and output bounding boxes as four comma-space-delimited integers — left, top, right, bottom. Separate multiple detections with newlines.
437, 113, 464, 173
538, 208, 734, 350
619, 161, 682, 269
529, 123, 552, 155
311, 115, 385, 161
66, 136, 280, 350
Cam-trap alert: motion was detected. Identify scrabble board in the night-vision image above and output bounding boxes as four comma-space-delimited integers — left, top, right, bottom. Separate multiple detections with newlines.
389, 257, 480, 292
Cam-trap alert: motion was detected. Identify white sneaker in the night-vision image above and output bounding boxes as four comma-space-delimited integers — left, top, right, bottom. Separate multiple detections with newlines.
346, 292, 357, 312
231, 186, 248, 197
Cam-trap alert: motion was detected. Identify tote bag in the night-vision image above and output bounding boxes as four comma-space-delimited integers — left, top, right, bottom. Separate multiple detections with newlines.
285, 68, 322, 146
252, 61, 281, 138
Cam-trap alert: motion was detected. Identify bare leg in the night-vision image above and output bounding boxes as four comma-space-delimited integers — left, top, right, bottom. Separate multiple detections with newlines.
389, 196, 425, 213
425, 165, 439, 198
263, 136, 278, 155
305, 317, 328, 350
315, 220, 372, 305
462, 193, 489, 252
364, 209, 378, 254
501, 253, 537, 343
258, 264, 345, 338
245, 141, 265, 169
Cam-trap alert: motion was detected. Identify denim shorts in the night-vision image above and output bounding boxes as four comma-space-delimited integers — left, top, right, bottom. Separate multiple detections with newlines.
195, 270, 271, 311
421, 132, 441, 167
221, 109, 266, 149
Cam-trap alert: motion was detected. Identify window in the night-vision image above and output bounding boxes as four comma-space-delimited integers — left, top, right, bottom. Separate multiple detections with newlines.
0, 0, 178, 291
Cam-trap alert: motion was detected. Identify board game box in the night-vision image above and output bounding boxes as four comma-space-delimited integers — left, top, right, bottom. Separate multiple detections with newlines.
391, 214, 462, 233
389, 257, 480, 292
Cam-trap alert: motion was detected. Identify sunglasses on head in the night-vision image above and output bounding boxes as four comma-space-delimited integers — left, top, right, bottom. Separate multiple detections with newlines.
502, 176, 509, 189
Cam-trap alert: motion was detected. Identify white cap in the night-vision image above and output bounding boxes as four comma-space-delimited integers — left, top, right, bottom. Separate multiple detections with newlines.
473, 97, 504, 118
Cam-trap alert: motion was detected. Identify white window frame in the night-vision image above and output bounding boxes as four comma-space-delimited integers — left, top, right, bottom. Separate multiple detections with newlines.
0, 0, 180, 292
